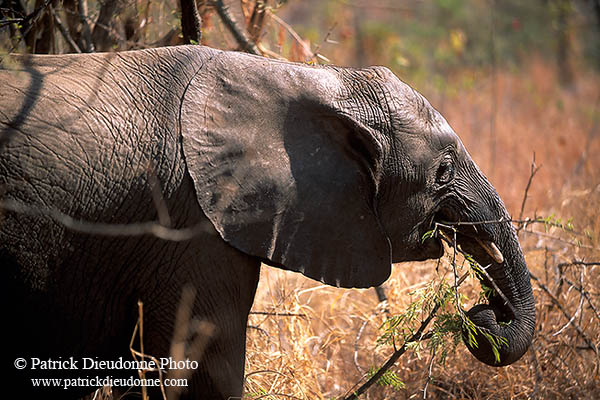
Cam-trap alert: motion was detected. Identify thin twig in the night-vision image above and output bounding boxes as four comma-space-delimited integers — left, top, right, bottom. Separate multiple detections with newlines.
311, 22, 338, 62
474, 263, 518, 316
354, 318, 369, 375
213, 0, 260, 55
268, 11, 313, 60
447, 228, 468, 322
249, 311, 307, 318
374, 285, 391, 316
529, 272, 597, 353
561, 276, 600, 323
0, 18, 25, 27
353, 296, 390, 376
62, 8, 145, 49
557, 261, 600, 269
521, 229, 597, 250
423, 347, 437, 399
16, 0, 53, 26
517, 153, 541, 234
137, 300, 149, 400
167, 287, 215, 400
2, 0, 53, 53
146, 163, 172, 228
129, 301, 167, 400
438, 229, 517, 316
443, 217, 589, 239
247, 325, 272, 340
244, 370, 305, 400
253, 393, 302, 400
77, 0, 94, 52
529, 341, 543, 399
546, 346, 585, 389
489, 0, 497, 177
552, 283, 585, 337
342, 272, 468, 400
0, 199, 211, 241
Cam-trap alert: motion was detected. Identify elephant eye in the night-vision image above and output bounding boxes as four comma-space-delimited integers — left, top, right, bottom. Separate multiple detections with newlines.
436, 160, 455, 184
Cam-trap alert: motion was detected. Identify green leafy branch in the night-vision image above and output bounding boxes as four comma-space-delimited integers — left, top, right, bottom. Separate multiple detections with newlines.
345, 154, 592, 397
344, 224, 512, 399
367, 367, 405, 390
342, 271, 468, 400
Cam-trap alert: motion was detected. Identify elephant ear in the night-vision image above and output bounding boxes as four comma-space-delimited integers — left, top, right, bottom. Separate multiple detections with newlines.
180, 58, 391, 288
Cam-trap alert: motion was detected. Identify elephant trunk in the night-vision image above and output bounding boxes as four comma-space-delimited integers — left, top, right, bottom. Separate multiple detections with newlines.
454, 207, 536, 366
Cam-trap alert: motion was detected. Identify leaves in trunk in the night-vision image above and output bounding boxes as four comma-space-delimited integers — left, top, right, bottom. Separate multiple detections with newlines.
374, 228, 511, 389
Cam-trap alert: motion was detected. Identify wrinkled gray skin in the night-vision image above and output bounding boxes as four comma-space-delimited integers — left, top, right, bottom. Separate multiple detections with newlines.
0, 46, 535, 399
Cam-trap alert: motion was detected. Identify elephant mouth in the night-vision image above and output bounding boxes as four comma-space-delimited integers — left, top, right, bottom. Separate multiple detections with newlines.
422, 196, 535, 367
427, 211, 513, 320
429, 210, 504, 265
420, 235, 445, 260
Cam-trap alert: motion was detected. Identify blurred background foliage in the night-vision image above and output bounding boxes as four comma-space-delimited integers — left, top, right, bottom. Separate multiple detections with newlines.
3, 0, 599, 75
2, 0, 599, 124
279, 0, 600, 73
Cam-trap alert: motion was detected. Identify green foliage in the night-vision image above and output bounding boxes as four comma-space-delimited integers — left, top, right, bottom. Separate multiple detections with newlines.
377, 279, 450, 348
308, 0, 600, 80
429, 310, 463, 364
368, 367, 406, 390
535, 213, 575, 232
377, 236, 511, 377
248, 387, 268, 398
421, 229, 437, 243
585, 230, 594, 241
461, 315, 509, 365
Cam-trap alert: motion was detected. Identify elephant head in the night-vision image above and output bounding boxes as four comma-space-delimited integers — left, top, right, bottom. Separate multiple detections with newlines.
180, 51, 535, 366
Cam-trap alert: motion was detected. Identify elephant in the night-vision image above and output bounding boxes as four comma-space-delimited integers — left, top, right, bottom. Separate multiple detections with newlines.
0, 45, 535, 399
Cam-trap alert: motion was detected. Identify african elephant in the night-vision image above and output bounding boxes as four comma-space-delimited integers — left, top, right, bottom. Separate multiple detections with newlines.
0, 45, 535, 399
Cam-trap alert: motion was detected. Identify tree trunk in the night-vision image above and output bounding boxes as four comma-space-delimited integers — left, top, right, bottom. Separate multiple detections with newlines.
180, 0, 202, 44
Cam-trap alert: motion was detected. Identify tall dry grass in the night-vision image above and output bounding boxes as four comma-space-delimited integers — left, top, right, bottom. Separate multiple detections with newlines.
244, 59, 600, 399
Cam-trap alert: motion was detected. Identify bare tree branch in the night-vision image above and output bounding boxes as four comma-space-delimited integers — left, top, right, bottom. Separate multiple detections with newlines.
248, 311, 306, 318
557, 260, 600, 268
342, 273, 468, 400
529, 271, 597, 353
552, 268, 586, 337
91, 0, 125, 51
0, 199, 211, 241
77, 0, 94, 52
517, 153, 541, 233
246, 0, 267, 44
50, 5, 81, 53
214, 0, 260, 55
2, 0, 54, 52
422, 347, 437, 399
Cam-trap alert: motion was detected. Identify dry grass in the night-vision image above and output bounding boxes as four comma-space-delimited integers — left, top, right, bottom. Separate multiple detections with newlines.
244, 60, 600, 399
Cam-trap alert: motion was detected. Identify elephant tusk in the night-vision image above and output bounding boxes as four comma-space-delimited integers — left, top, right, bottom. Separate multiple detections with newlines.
476, 238, 504, 264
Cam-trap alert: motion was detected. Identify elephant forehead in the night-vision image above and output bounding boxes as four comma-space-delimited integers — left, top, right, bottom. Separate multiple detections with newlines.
383, 78, 460, 146
389, 86, 437, 129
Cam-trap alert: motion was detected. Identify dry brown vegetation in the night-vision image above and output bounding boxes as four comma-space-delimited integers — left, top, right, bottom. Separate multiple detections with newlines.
244, 59, 600, 399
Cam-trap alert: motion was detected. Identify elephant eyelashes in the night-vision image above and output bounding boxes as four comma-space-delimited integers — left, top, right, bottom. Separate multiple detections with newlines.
436, 160, 455, 184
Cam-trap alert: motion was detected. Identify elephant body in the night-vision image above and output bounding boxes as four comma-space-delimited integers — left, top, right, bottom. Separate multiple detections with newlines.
1, 46, 535, 399
2, 47, 261, 398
